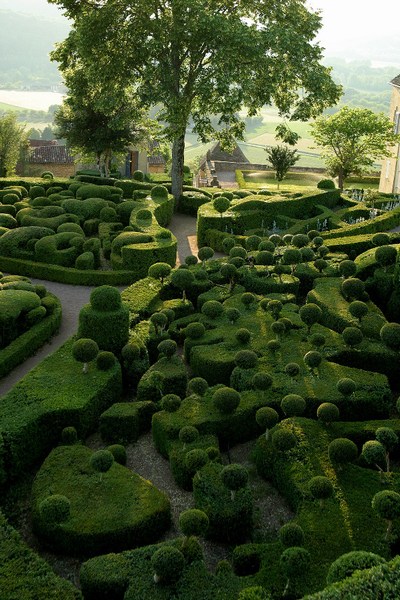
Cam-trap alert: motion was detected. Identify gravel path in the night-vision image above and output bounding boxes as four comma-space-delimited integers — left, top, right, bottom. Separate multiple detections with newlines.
0, 213, 201, 396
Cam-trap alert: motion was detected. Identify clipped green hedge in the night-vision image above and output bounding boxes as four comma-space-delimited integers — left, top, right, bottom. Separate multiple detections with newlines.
31, 444, 171, 556
0, 291, 62, 379
0, 338, 122, 482
0, 510, 82, 599
100, 401, 157, 443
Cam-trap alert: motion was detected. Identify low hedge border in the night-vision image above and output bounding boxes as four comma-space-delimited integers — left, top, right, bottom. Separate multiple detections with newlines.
0, 509, 82, 599
0, 337, 122, 483
0, 292, 62, 379
0, 256, 137, 285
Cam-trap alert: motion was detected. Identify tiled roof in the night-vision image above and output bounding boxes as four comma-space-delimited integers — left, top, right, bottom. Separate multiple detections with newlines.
391, 75, 400, 88
207, 142, 250, 163
148, 154, 165, 165
29, 145, 74, 164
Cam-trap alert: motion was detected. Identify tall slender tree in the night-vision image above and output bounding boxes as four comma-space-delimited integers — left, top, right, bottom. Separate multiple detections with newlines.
49, 0, 341, 197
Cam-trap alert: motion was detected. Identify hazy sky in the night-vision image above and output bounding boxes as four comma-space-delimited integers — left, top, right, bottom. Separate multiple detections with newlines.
4, 0, 400, 58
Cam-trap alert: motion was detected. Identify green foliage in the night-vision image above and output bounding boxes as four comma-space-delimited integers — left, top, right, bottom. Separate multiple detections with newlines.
39, 494, 71, 524
380, 322, 400, 350
0, 113, 29, 176
279, 522, 305, 548
265, 145, 299, 185
317, 403, 340, 425
281, 394, 306, 417
179, 509, 209, 538
328, 438, 358, 466
213, 387, 241, 414
72, 338, 99, 373
326, 551, 386, 585
152, 546, 185, 583
317, 179, 336, 190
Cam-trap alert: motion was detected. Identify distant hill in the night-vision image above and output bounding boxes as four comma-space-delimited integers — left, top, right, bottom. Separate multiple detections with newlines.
0, 1, 66, 21
0, 10, 69, 89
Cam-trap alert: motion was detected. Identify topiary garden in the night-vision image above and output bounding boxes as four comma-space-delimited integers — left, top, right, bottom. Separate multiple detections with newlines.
2, 178, 400, 599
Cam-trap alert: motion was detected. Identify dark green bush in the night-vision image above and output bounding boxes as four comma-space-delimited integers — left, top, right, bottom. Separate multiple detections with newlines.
326, 551, 386, 585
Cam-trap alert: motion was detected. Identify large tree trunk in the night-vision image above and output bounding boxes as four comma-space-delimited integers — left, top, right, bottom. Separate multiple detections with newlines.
338, 167, 345, 190
171, 134, 185, 200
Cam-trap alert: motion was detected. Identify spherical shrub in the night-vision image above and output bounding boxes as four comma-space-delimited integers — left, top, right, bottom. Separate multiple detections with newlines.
230, 245, 247, 259
310, 333, 326, 348
198, 246, 214, 262
185, 254, 198, 266
39, 494, 70, 525
136, 208, 152, 220
245, 235, 262, 251
150, 312, 168, 332
326, 551, 386, 585
372, 233, 390, 246
280, 547, 311, 580
269, 234, 282, 247
206, 446, 220, 461
252, 372, 273, 391
376, 427, 398, 451
179, 426, 199, 445
380, 322, 400, 350
348, 300, 368, 321
342, 326, 363, 348
61, 426, 78, 445
341, 278, 365, 301
299, 303, 322, 333
307, 230, 320, 241
90, 449, 114, 474
185, 322, 205, 340
272, 429, 297, 452
72, 338, 99, 372
121, 342, 141, 362
361, 440, 386, 469
222, 237, 236, 252
279, 523, 305, 547
283, 248, 302, 267
162, 394, 181, 412
267, 299, 282, 319
150, 185, 168, 200
155, 228, 172, 240
236, 328, 251, 344
304, 350, 322, 371
337, 377, 356, 397
283, 234, 293, 246
96, 351, 116, 371
187, 377, 208, 397
226, 307, 241, 323
230, 255, 246, 268
318, 245, 329, 257
151, 546, 185, 584
284, 362, 300, 379
179, 508, 209, 537
90, 285, 121, 311
301, 247, 315, 262
213, 386, 241, 414
185, 449, 209, 473
256, 407, 279, 433
372, 490, 400, 522
100, 206, 118, 222
256, 250, 274, 265
267, 339, 281, 353
317, 402, 339, 424
221, 464, 248, 492
271, 321, 285, 338
314, 258, 328, 273
339, 260, 357, 278
328, 438, 358, 465
375, 245, 397, 269
292, 234, 309, 249
309, 476, 334, 503
214, 196, 230, 215
241, 292, 256, 308
132, 169, 144, 181
258, 240, 275, 252
201, 300, 224, 319
30, 185, 46, 199
157, 339, 177, 358
317, 178, 335, 189
107, 444, 127, 465
148, 262, 172, 283
235, 350, 258, 369
281, 394, 306, 417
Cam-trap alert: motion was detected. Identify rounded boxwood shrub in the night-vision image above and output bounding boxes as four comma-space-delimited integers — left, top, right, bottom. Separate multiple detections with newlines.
292, 234, 309, 249
107, 444, 127, 465
271, 321, 285, 339
133, 169, 144, 181
222, 237, 236, 253
187, 377, 208, 396
328, 438, 358, 466
375, 245, 397, 269
361, 440, 386, 471
380, 322, 400, 350
185, 448, 209, 474
230, 246, 247, 259
279, 523, 305, 547
348, 300, 368, 322
90, 449, 114, 478
235, 350, 258, 369
284, 362, 300, 380
201, 300, 224, 319
339, 260, 357, 278
236, 328, 251, 344
151, 185, 168, 200
213, 387, 241, 414
162, 394, 181, 412
72, 338, 99, 373
258, 240, 275, 252
281, 394, 306, 417
29, 185, 46, 199
241, 292, 256, 309
96, 351, 116, 371
341, 278, 365, 301
314, 258, 328, 273
327, 551, 386, 585
226, 307, 241, 324
272, 429, 297, 452
61, 426, 78, 445
303, 350, 322, 373
256, 407, 279, 440
151, 546, 185, 584
148, 262, 172, 284
267, 339, 281, 353
221, 464, 248, 499
337, 377, 356, 397
39, 494, 70, 525
90, 285, 122, 311
280, 547, 311, 583
179, 508, 209, 538
75, 251, 95, 270
317, 179, 335, 189
299, 303, 322, 334
253, 372, 273, 392
317, 402, 339, 425
214, 196, 230, 216
372, 490, 400, 539
342, 326, 363, 348
157, 339, 177, 359
309, 476, 334, 506
185, 255, 198, 266
179, 426, 199, 446
372, 232, 390, 246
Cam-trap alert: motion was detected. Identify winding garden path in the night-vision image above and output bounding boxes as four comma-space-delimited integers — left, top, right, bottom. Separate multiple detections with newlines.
0, 213, 200, 396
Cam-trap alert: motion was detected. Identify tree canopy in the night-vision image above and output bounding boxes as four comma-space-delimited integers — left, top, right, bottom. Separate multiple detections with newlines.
0, 113, 29, 176
50, 0, 341, 197
265, 145, 299, 187
310, 106, 400, 189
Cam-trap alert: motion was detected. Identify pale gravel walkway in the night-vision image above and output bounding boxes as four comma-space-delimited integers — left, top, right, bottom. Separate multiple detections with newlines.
0, 213, 205, 396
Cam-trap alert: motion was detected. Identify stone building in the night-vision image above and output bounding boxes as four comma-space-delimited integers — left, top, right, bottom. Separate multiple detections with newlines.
379, 74, 400, 194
